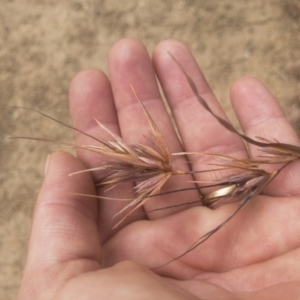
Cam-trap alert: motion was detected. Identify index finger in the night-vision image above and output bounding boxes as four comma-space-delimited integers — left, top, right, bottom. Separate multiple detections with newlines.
69, 70, 145, 241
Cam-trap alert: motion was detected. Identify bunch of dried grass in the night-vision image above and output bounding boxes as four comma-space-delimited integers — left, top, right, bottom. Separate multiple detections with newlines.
5, 56, 300, 268
69, 89, 187, 227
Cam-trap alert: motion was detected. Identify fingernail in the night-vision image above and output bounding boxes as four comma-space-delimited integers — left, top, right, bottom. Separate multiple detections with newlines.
44, 154, 51, 175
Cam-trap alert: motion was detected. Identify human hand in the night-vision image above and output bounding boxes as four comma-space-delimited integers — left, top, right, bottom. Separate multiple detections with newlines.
18, 39, 300, 299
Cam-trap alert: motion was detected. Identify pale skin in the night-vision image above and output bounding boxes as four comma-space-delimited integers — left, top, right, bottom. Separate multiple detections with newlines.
18, 39, 300, 299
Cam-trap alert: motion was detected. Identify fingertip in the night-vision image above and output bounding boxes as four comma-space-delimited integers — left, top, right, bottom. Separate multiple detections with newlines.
108, 38, 152, 81
230, 76, 284, 130
42, 151, 96, 206
230, 76, 259, 116
68, 67, 117, 155
69, 69, 110, 110
38, 151, 98, 232
153, 39, 198, 75
108, 37, 160, 106
153, 39, 211, 99
153, 39, 190, 55
70, 69, 107, 89
43, 150, 75, 180
230, 76, 267, 105
230, 76, 255, 97
109, 38, 148, 66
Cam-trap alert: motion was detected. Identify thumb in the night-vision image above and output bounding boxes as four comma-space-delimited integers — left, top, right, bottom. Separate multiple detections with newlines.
19, 151, 101, 299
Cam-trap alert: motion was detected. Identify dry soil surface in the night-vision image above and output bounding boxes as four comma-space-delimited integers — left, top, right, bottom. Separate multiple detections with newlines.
0, 1, 300, 299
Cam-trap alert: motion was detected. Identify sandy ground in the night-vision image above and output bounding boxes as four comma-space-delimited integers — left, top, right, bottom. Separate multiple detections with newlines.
0, 0, 299, 298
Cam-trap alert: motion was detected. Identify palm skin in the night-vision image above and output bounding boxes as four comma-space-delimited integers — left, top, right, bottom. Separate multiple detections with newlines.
18, 39, 300, 299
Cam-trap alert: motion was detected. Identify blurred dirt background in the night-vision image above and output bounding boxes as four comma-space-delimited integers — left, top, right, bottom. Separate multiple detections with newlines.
0, 0, 299, 298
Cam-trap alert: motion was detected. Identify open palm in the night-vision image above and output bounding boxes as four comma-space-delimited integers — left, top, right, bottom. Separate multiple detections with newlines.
18, 39, 300, 299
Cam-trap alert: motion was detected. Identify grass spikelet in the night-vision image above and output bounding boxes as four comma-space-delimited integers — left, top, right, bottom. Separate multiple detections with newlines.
68, 87, 188, 227
3, 99, 188, 227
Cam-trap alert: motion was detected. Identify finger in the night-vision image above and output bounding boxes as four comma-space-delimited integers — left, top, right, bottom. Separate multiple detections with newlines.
108, 38, 199, 218
69, 70, 145, 240
69, 69, 119, 169
230, 77, 300, 196
153, 40, 247, 189
19, 152, 100, 299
